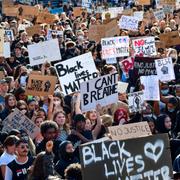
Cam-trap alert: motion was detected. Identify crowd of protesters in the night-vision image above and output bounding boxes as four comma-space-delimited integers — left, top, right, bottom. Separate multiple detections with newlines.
0, 0, 179, 179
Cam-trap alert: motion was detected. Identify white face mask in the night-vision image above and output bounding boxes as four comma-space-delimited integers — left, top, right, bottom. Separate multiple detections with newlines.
54, 101, 60, 106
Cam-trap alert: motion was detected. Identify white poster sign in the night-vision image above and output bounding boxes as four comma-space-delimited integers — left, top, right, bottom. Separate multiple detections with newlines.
118, 15, 139, 31
28, 39, 61, 66
55, 52, 98, 95
4, 42, 11, 58
155, 57, 175, 82
101, 36, 129, 59
132, 37, 157, 57
140, 75, 160, 101
153, 10, 165, 21
80, 73, 118, 112
134, 11, 144, 21
47, 30, 63, 40
128, 91, 145, 113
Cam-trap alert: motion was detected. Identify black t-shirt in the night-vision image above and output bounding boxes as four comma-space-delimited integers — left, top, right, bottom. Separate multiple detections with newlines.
7, 157, 34, 180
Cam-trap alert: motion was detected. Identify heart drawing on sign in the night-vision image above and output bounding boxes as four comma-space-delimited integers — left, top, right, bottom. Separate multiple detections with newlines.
144, 140, 164, 163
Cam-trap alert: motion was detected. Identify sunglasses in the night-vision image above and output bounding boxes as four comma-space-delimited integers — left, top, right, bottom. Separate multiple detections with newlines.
20, 145, 29, 149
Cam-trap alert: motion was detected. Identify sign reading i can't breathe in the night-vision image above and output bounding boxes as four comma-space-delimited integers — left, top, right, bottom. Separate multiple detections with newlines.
55, 52, 98, 95
101, 36, 129, 59
80, 134, 173, 180
80, 73, 118, 112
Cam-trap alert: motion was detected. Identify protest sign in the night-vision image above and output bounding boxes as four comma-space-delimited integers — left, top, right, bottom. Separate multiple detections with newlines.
160, 0, 176, 5
27, 39, 61, 66
106, 58, 117, 64
47, 30, 63, 40
80, 73, 118, 112
140, 75, 160, 101
0, 29, 4, 56
133, 11, 144, 21
82, 0, 91, 8
4, 42, 11, 58
36, 12, 57, 24
155, 57, 175, 82
117, 82, 128, 93
159, 31, 180, 47
108, 122, 152, 140
3, 6, 19, 16
26, 25, 42, 37
136, 0, 151, 5
119, 57, 134, 74
73, 7, 86, 17
2, 109, 40, 139
102, 7, 124, 20
163, 5, 174, 14
118, 16, 139, 31
26, 74, 56, 96
89, 19, 119, 42
101, 36, 129, 59
55, 52, 98, 95
128, 91, 145, 113
80, 134, 173, 180
5, 30, 14, 41
133, 57, 157, 80
132, 37, 157, 57
153, 10, 165, 21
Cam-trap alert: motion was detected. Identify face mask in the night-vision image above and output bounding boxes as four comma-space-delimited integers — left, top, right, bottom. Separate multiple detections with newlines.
168, 108, 175, 113
161, 89, 169, 96
54, 101, 60, 106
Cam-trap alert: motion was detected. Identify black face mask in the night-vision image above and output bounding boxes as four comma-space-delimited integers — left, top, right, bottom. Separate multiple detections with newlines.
172, 57, 177, 63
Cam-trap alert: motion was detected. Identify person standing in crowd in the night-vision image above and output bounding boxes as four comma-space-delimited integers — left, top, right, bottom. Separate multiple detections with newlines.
5, 138, 34, 180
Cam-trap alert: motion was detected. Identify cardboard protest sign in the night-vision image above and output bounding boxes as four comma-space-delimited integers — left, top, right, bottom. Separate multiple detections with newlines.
80, 134, 173, 180
80, 73, 118, 112
26, 25, 42, 37
155, 57, 175, 82
2, 109, 40, 139
159, 31, 180, 47
128, 91, 145, 113
26, 74, 56, 96
140, 75, 160, 101
133, 57, 157, 80
136, 0, 151, 5
36, 12, 57, 24
27, 39, 61, 66
101, 36, 129, 59
153, 10, 165, 21
133, 11, 144, 21
119, 57, 134, 74
0, 29, 4, 56
118, 15, 139, 31
132, 37, 157, 57
117, 82, 128, 93
73, 7, 86, 17
88, 19, 119, 42
47, 30, 63, 40
55, 52, 98, 95
5, 30, 14, 41
3, 7, 19, 16
4, 42, 11, 58
108, 122, 152, 140
160, 0, 176, 5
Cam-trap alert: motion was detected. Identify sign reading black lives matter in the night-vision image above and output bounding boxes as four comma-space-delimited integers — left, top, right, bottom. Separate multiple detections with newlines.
55, 52, 98, 95
2, 108, 40, 139
128, 91, 145, 113
80, 134, 173, 180
80, 73, 118, 112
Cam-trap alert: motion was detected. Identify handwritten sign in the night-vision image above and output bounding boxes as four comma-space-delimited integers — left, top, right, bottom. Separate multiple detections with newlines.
26, 74, 56, 96
155, 57, 175, 82
47, 30, 63, 40
80, 134, 173, 180
119, 57, 134, 74
136, 0, 151, 5
5, 30, 14, 41
134, 11, 144, 21
108, 122, 151, 140
140, 75, 160, 101
80, 73, 118, 112
163, 5, 174, 14
153, 10, 165, 21
132, 37, 157, 57
26, 25, 42, 37
27, 39, 61, 66
101, 36, 129, 59
128, 91, 145, 113
119, 16, 139, 31
55, 52, 98, 95
2, 109, 40, 139
36, 12, 57, 24
117, 82, 128, 93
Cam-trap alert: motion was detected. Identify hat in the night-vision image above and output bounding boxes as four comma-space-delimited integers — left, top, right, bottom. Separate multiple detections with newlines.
73, 114, 86, 124
0, 79, 7, 84
65, 41, 76, 48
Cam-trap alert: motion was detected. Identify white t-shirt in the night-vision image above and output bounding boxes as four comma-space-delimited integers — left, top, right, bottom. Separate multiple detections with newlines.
0, 151, 16, 166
